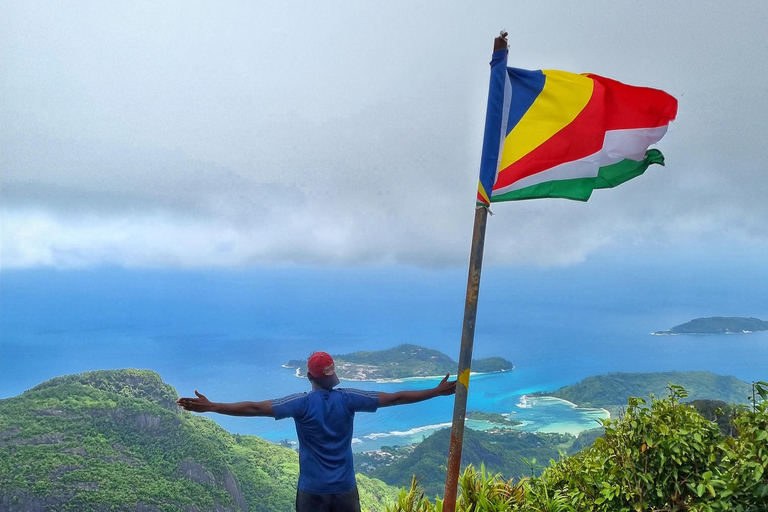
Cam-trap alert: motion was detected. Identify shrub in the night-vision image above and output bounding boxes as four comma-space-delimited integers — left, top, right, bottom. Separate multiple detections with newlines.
388, 383, 768, 512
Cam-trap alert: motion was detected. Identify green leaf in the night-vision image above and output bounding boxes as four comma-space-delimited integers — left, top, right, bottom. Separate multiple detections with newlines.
755, 381, 768, 401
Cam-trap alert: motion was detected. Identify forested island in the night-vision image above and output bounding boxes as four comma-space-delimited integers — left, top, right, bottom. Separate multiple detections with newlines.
531, 371, 752, 409
653, 316, 768, 335
466, 410, 522, 426
284, 343, 513, 381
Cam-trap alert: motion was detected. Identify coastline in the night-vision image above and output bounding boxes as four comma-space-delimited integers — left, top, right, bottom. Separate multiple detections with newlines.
533, 395, 611, 419
351, 396, 609, 453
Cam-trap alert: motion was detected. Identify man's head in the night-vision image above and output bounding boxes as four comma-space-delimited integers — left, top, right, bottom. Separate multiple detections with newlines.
307, 351, 340, 390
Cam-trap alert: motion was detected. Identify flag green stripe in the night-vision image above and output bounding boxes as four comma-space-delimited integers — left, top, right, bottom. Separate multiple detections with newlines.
489, 149, 665, 203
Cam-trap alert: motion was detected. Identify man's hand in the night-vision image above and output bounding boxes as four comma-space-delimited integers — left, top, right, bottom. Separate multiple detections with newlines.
177, 391, 274, 417
435, 373, 457, 396
177, 390, 215, 413
379, 373, 457, 407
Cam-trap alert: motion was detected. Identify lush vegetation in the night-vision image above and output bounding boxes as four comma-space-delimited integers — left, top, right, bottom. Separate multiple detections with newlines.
0, 369, 397, 511
387, 383, 768, 512
466, 411, 522, 426
7, 368, 765, 511
533, 371, 752, 408
286, 344, 513, 380
654, 316, 768, 335
565, 427, 604, 456
356, 445, 416, 475
367, 427, 575, 498
689, 399, 739, 437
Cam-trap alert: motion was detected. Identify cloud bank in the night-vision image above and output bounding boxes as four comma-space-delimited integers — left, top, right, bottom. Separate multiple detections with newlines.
2, 1, 767, 268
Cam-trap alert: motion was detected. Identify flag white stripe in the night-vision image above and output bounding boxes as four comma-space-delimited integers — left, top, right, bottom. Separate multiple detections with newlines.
494, 72, 513, 182
492, 125, 669, 196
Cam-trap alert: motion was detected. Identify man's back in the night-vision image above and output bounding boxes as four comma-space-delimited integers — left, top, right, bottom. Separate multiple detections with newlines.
176, 352, 455, 512
271, 388, 379, 494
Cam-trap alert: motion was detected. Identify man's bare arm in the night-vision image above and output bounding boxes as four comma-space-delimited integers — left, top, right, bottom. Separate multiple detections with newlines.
177, 390, 274, 417
378, 373, 456, 407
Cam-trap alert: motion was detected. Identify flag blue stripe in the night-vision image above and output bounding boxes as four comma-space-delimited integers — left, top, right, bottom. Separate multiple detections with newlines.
505, 68, 546, 135
477, 49, 510, 203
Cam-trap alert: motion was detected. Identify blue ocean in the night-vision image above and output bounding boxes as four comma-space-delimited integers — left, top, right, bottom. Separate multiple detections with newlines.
2, 250, 767, 452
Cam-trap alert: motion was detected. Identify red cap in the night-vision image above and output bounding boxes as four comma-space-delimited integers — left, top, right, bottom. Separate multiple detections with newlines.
307, 351, 340, 388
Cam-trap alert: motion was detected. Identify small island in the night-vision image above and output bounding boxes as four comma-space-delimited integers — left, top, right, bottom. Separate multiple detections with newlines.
466, 410, 522, 427
284, 343, 513, 381
653, 316, 768, 335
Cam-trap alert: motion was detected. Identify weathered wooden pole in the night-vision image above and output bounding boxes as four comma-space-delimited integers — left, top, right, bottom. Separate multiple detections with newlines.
442, 33, 507, 512
442, 205, 489, 511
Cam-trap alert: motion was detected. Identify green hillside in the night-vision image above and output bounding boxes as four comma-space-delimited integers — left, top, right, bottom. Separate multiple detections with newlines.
388, 387, 768, 512
534, 371, 752, 408
366, 371, 756, 501
365, 427, 574, 497
0, 369, 397, 512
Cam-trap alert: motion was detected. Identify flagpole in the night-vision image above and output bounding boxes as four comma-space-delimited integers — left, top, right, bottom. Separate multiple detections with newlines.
442, 205, 490, 511
442, 33, 507, 512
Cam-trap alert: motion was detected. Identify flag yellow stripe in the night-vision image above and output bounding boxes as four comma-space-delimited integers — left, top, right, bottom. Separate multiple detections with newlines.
477, 180, 491, 204
500, 70, 593, 170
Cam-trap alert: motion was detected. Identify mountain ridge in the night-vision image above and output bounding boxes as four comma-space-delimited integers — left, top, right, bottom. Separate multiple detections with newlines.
0, 369, 396, 512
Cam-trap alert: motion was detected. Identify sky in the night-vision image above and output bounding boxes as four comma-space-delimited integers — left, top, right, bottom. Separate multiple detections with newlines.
2, 1, 768, 270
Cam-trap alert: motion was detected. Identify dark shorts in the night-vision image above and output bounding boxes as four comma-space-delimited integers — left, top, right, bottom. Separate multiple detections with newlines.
296, 486, 361, 512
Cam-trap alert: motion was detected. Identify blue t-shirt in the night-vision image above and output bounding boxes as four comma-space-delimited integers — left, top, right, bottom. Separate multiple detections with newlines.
271, 388, 379, 494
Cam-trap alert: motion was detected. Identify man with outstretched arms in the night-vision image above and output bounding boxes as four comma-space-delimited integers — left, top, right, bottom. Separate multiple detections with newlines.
177, 351, 456, 512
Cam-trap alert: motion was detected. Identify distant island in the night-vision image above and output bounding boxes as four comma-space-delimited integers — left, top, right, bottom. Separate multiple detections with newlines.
653, 316, 768, 335
466, 410, 522, 427
284, 343, 513, 381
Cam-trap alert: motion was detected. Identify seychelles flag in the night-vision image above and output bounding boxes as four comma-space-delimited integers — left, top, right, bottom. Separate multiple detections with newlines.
477, 49, 678, 205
